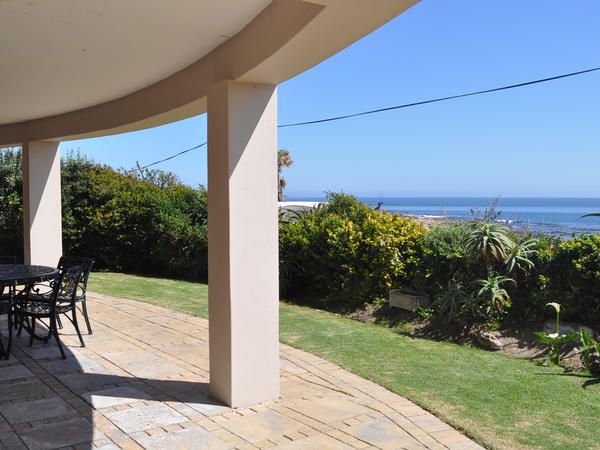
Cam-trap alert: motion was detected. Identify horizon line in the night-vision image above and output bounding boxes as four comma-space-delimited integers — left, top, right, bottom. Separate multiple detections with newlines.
285, 194, 600, 199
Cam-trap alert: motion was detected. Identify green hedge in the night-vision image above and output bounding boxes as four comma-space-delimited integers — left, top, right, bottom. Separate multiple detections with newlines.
536, 235, 600, 326
420, 223, 600, 329
0, 151, 209, 280
279, 193, 426, 309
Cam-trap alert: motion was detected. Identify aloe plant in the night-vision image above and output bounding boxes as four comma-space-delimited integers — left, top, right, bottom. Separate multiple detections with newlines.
505, 238, 538, 274
466, 222, 515, 276
432, 280, 473, 322
474, 275, 515, 320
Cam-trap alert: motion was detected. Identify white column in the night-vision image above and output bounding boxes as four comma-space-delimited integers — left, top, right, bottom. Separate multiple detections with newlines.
22, 141, 62, 266
207, 80, 280, 407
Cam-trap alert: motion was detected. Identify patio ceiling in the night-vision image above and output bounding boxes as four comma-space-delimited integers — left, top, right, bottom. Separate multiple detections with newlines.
0, 0, 419, 145
0, 0, 272, 125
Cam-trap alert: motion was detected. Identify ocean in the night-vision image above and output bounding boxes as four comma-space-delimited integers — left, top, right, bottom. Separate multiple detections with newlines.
290, 197, 600, 237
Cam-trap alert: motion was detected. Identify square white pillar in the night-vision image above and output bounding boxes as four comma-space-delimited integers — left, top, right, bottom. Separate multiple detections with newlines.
22, 141, 62, 266
207, 80, 280, 407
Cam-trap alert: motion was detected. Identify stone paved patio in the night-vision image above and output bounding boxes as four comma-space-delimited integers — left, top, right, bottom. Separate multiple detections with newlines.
0, 293, 484, 450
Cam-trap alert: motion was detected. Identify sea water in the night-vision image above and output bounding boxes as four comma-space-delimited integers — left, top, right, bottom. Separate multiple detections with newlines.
291, 197, 600, 237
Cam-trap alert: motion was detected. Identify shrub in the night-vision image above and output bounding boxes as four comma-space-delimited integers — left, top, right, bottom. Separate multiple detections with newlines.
0, 150, 209, 280
420, 223, 471, 294
63, 157, 209, 280
0, 149, 23, 258
279, 193, 425, 309
540, 235, 600, 329
424, 222, 537, 324
507, 234, 558, 323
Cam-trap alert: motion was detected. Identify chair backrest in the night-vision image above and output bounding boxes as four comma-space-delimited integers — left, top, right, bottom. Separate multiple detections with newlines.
58, 256, 95, 293
0, 257, 17, 298
55, 264, 86, 304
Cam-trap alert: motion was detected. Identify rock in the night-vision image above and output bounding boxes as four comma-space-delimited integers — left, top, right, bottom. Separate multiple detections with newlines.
590, 355, 600, 375
476, 331, 505, 351
543, 320, 596, 337
580, 347, 600, 375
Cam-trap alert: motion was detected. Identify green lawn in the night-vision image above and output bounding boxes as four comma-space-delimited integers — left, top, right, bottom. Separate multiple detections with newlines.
89, 272, 600, 450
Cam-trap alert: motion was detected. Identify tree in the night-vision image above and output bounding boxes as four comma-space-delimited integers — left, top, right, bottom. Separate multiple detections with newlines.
277, 149, 294, 202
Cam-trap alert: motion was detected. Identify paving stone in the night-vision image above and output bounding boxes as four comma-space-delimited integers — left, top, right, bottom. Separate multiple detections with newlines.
346, 419, 418, 449
121, 361, 189, 378
135, 426, 230, 450
0, 379, 54, 402
21, 347, 73, 361
102, 350, 165, 366
148, 378, 210, 400
287, 397, 371, 424
220, 410, 303, 444
280, 378, 326, 399
80, 385, 150, 409
57, 372, 124, 390
40, 355, 103, 374
19, 417, 103, 449
0, 397, 72, 424
0, 365, 33, 382
279, 359, 306, 375
104, 404, 187, 433
272, 434, 355, 449
185, 393, 231, 416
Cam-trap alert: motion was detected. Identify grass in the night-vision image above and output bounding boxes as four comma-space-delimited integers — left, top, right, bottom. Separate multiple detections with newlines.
89, 272, 600, 450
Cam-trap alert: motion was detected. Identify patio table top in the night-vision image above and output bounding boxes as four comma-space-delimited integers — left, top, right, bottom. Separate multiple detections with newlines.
0, 264, 58, 285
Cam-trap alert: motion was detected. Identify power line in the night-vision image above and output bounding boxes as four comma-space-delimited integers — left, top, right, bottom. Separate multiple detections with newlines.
279, 66, 600, 128
130, 66, 600, 171
127, 142, 206, 173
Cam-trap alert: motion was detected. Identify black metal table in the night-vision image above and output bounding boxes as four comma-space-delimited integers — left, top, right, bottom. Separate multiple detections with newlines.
0, 264, 59, 358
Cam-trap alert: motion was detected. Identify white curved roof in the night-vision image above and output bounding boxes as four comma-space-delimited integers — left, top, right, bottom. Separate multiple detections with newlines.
0, 0, 272, 124
0, 0, 419, 144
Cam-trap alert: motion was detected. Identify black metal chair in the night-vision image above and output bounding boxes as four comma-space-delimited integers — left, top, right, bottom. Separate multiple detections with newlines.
14, 265, 85, 359
0, 282, 13, 359
57, 256, 95, 334
0, 256, 17, 357
0, 256, 17, 301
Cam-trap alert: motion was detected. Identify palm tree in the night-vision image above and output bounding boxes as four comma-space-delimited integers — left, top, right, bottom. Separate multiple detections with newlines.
277, 149, 294, 202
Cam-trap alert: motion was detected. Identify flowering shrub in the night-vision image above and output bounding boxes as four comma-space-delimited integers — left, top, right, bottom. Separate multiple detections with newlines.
279, 193, 425, 308
540, 235, 600, 328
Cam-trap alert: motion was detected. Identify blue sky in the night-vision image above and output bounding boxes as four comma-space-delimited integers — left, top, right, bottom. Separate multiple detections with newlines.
66, 0, 600, 197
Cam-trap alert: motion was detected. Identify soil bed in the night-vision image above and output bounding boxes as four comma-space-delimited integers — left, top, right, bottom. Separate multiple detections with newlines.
346, 302, 590, 371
